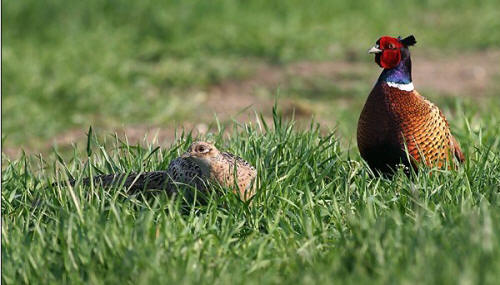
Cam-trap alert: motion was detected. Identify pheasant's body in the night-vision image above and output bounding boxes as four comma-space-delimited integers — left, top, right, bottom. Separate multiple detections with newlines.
212, 151, 257, 200
358, 35, 464, 174
358, 83, 464, 173
68, 142, 257, 201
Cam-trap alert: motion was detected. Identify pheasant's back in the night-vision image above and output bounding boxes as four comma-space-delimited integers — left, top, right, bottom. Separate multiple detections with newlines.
166, 157, 208, 191
75, 157, 206, 192
358, 83, 464, 173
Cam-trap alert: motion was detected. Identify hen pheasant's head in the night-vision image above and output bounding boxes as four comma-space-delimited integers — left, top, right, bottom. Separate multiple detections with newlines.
368, 35, 416, 69
182, 141, 219, 160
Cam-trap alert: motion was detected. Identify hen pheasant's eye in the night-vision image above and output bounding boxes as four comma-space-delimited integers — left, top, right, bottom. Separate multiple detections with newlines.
196, 145, 211, 153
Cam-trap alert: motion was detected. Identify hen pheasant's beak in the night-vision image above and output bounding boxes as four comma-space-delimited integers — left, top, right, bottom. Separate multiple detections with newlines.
368, 46, 382, 54
180, 152, 190, 158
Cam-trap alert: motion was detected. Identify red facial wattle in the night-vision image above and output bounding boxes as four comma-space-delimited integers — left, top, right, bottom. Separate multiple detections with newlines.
380, 49, 401, 69
374, 36, 403, 69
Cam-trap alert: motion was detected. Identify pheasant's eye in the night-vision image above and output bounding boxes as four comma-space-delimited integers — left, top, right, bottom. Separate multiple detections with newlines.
388, 43, 395, 49
196, 145, 210, 153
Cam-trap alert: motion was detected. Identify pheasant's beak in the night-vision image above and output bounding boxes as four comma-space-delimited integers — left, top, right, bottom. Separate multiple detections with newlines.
180, 152, 190, 158
368, 46, 382, 54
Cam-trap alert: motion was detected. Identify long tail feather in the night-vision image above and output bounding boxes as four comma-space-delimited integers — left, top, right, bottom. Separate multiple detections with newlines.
55, 171, 174, 193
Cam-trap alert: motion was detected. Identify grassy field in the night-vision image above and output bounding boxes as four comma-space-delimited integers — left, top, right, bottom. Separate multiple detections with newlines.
2, 0, 500, 284
2, 109, 500, 284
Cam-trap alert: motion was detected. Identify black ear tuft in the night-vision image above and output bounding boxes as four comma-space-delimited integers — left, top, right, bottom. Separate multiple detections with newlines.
401, 35, 417, 47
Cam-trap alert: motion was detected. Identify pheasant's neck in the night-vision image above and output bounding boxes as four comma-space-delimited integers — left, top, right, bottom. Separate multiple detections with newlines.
378, 56, 413, 91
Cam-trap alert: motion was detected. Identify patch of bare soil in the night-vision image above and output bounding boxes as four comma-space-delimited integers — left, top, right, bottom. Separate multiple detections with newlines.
412, 50, 500, 95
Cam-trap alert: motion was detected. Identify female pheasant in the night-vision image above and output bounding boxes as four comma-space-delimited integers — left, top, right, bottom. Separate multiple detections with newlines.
357, 35, 464, 174
60, 141, 257, 201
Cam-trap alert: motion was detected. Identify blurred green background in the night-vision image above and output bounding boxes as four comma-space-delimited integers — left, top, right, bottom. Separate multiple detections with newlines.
3, 0, 500, 156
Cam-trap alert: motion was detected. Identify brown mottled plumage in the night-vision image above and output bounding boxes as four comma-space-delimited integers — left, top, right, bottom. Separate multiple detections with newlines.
358, 35, 464, 174
180, 141, 257, 201
63, 141, 257, 201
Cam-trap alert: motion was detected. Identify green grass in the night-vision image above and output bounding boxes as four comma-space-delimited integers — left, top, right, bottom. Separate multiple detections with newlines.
3, 0, 500, 149
3, 0, 500, 283
2, 105, 500, 284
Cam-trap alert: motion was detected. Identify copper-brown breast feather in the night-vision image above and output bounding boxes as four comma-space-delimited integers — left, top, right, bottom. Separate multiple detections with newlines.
357, 83, 464, 173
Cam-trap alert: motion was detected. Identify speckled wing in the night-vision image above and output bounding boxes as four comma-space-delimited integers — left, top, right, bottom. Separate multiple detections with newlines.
62, 158, 207, 193
219, 151, 257, 200
397, 90, 464, 168
383, 87, 464, 169
165, 157, 208, 192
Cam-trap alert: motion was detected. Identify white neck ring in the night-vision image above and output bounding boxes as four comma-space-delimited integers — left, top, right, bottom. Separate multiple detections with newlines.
386, 81, 414, 91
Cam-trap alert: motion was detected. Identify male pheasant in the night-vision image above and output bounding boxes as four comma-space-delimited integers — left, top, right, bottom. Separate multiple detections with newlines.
61, 141, 257, 201
357, 35, 464, 174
